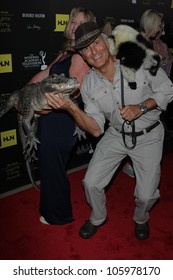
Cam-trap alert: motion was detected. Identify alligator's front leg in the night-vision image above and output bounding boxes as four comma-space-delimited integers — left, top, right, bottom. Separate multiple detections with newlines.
22, 110, 40, 156
17, 114, 39, 189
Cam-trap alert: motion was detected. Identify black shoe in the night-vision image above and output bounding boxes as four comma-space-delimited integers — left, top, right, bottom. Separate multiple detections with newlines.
79, 219, 107, 239
135, 222, 150, 240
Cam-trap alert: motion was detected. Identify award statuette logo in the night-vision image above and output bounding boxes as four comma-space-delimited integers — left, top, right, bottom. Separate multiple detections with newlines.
39, 51, 47, 70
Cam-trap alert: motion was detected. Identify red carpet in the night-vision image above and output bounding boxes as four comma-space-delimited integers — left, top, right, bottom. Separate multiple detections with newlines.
0, 152, 173, 260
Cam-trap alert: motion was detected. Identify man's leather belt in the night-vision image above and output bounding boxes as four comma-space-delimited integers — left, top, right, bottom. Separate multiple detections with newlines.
116, 121, 160, 137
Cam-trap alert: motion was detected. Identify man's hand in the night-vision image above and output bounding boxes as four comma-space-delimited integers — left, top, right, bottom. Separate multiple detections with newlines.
45, 92, 74, 110
120, 104, 142, 121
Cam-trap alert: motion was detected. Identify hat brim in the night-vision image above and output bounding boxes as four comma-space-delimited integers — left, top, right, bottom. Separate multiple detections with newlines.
74, 29, 103, 50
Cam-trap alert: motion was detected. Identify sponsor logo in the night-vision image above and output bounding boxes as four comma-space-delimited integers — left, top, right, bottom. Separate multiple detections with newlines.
22, 13, 45, 18
0, 11, 13, 33
0, 54, 12, 73
22, 13, 45, 31
4, 161, 21, 181
27, 24, 41, 31
22, 52, 46, 69
0, 129, 17, 149
39, 51, 47, 70
54, 14, 69, 32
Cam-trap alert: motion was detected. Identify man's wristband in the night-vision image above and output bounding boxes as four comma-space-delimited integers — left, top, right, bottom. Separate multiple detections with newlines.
139, 103, 148, 114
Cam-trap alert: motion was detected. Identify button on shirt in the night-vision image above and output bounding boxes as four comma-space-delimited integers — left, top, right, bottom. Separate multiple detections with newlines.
81, 61, 173, 133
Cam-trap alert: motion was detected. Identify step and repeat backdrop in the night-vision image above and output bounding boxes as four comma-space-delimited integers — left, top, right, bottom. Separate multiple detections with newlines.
1, 0, 173, 194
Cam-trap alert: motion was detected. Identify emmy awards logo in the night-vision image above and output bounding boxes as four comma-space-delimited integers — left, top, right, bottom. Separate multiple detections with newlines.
171, 0, 173, 8
39, 51, 47, 70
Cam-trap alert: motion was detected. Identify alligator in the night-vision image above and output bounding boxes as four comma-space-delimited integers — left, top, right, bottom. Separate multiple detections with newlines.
0, 73, 80, 190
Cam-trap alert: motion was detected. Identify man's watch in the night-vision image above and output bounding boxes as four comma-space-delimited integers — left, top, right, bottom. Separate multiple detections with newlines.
139, 103, 148, 114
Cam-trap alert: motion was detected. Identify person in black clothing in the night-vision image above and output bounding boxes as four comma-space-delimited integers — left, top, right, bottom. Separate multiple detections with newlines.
28, 7, 96, 224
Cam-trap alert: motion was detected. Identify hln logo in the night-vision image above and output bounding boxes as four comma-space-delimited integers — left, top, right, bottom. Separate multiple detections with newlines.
0, 54, 12, 73
0, 129, 17, 149
54, 14, 69, 32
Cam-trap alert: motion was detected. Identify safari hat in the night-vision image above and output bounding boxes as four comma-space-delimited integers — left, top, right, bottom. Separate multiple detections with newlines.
74, 22, 103, 50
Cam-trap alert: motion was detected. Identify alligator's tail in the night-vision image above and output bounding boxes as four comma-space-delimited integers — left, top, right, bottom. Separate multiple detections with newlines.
25, 158, 40, 191
0, 91, 20, 118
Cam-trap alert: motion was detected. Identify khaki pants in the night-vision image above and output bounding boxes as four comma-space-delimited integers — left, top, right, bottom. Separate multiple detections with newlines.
83, 123, 164, 225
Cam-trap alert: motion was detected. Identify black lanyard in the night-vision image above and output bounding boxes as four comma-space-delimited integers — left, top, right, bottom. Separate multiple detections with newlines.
120, 70, 137, 149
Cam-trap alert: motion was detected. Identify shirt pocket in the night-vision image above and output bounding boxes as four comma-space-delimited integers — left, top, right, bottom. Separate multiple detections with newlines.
90, 87, 115, 113
117, 76, 151, 105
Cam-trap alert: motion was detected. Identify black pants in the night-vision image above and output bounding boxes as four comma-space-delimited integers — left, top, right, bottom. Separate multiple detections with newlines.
38, 110, 77, 224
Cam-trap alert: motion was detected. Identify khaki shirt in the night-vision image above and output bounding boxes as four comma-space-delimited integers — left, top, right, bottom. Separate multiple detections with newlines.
81, 61, 173, 133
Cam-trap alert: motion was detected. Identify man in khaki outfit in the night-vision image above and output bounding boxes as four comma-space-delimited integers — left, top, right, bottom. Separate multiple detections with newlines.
45, 22, 173, 240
